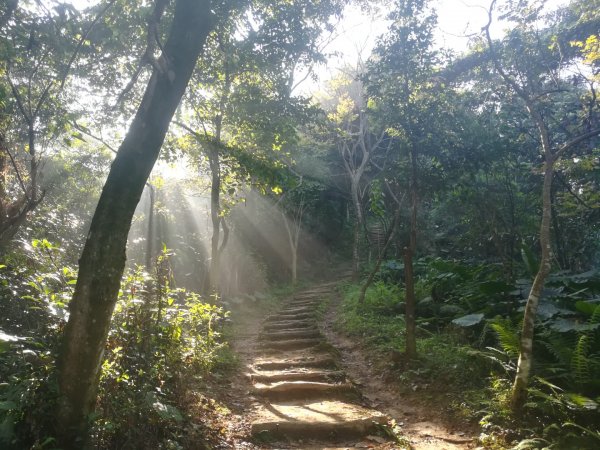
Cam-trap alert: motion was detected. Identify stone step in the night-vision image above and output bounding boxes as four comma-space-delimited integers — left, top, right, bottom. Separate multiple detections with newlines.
292, 294, 326, 301
250, 370, 345, 384
294, 285, 335, 297
254, 355, 336, 371
269, 311, 314, 321
278, 306, 315, 315
252, 380, 356, 400
260, 338, 322, 351
251, 400, 387, 439
285, 301, 319, 309
260, 329, 322, 341
262, 320, 315, 331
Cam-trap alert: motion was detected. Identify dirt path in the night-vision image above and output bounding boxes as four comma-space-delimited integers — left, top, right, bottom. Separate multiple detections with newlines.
218, 281, 479, 449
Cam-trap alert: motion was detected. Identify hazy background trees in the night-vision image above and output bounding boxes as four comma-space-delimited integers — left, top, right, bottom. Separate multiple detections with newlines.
0, 0, 599, 448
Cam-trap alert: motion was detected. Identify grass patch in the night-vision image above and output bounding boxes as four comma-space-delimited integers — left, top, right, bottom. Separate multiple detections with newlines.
335, 280, 493, 431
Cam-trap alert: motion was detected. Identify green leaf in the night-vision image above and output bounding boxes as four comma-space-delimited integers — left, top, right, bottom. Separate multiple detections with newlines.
521, 242, 539, 277
0, 401, 17, 411
452, 313, 484, 327
549, 318, 600, 333
575, 301, 599, 316
536, 301, 561, 319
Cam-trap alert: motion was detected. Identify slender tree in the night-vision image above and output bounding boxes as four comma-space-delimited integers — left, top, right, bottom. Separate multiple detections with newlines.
483, 0, 600, 411
366, 0, 438, 358
327, 74, 388, 280
56, 0, 219, 445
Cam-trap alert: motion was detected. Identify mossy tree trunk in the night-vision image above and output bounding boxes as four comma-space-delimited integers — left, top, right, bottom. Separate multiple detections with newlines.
56, 1, 216, 446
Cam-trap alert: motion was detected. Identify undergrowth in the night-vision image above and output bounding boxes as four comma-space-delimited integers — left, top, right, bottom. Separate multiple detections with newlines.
0, 244, 235, 449
336, 281, 490, 393
337, 261, 600, 450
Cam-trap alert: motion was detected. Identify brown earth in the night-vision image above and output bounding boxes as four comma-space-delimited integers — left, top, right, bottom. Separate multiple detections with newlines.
197, 281, 481, 450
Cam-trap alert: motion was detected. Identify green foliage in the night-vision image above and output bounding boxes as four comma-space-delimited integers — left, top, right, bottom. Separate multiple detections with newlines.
337, 282, 490, 390
93, 260, 229, 448
347, 255, 600, 447
490, 319, 521, 359
0, 244, 230, 448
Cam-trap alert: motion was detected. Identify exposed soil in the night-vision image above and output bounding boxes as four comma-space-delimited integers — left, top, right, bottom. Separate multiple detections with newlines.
198, 281, 481, 449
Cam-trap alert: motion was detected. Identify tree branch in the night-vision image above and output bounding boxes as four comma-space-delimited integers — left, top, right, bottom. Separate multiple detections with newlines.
554, 128, 600, 159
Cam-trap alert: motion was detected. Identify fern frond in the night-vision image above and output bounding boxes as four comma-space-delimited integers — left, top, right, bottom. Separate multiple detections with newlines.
539, 332, 575, 367
590, 305, 600, 325
491, 318, 520, 359
571, 335, 590, 386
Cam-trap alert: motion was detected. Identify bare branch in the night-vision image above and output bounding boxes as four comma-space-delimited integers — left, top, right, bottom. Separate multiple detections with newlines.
71, 121, 117, 153
115, 0, 171, 105
58, 0, 118, 92
6, 69, 32, 126
554, 128, 600, 159
5, 147, 30, 200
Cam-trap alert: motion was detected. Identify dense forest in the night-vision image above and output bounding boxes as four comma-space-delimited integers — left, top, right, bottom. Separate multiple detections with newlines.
1, 0, 599, 448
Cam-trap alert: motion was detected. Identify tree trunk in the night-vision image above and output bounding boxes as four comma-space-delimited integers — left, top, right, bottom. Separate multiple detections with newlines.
358, 208, 400, 305
404, 145, 418, 359
56, 1, 215, 446
208, 145, 221, 293
282, 202, 304, 286
351, 178, 363, 280
145, 183, 155, 272
291, 245, 297, 285
511, 161, 554, 410
208, 54, 230, 294
403, 246, 417, 358
550, 179, 567, 270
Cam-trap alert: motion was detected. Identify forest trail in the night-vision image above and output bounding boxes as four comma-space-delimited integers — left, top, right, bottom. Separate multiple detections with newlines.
232, 281, 477, 450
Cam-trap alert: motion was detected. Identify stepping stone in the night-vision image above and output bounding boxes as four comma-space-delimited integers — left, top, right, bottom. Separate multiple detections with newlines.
269, 314, 314, 323
252, 380, 356, 400
254, 355, 336, 371
251, 400, 387, 439
263, 320, 314, 331
279, 306, 315, 315
260, 329, 322, 341
286, 301, 319, 309
250, 370, 345, 383
260, 337, 322, 351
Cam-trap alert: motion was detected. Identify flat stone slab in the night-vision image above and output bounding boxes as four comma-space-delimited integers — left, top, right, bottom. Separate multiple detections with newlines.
260, 329, 322, 341
263, 319, 314, 329
250, 369, 345, 384
260, 337, 322, 351
252, 381, 355, 400
254, 354, 336, 371
279, 306, 316, 315
251, 400, 387, 439
269, 311, 314, 321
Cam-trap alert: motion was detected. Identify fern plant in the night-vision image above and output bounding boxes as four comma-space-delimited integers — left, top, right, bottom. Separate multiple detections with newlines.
571, 335, 591, 386
491, 318, 521, 359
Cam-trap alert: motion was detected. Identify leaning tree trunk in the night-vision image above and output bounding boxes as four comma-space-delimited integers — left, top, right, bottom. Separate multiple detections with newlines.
56, 1, 215, 447
511, 159, 554, 410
